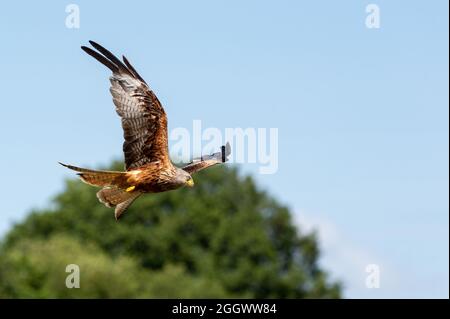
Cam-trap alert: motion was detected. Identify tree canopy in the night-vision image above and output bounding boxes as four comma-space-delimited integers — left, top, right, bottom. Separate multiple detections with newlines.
0, 163, 341, 298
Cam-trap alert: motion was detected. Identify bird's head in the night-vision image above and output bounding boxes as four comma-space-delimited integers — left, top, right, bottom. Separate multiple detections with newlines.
175, 168, 194, 188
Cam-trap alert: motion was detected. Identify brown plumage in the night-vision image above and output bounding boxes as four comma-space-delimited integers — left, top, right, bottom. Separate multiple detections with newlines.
60, 41, 230, 219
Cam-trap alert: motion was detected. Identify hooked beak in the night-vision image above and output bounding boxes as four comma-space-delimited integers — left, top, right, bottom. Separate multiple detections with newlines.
185, 178, 195, 187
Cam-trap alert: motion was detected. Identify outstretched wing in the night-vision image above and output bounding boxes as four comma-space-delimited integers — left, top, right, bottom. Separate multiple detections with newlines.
182, 143, 231, 174
81, 41, 169, 170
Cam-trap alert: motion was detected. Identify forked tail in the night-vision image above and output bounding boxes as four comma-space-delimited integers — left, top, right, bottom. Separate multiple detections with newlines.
59, 162, 140, 219
59, 162, 129, 188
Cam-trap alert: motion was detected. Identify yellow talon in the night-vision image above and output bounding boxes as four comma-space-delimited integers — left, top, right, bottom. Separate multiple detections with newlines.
126, 186, 135, 192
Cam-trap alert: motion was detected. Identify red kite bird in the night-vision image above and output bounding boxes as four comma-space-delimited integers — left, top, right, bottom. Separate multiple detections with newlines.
60, 41, 231, 219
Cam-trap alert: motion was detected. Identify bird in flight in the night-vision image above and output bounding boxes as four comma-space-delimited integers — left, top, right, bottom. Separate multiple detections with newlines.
60, 41, 231, 220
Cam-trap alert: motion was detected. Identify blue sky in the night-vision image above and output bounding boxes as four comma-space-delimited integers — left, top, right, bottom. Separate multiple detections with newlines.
0, 1, 448, 298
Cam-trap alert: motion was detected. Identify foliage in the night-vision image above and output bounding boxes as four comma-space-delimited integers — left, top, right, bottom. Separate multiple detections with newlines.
0, 163, 341, 298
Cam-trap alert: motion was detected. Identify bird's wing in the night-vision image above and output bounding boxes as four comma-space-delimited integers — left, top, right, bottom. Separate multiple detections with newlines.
182, 142, 231, 174
81, 41, 169, 170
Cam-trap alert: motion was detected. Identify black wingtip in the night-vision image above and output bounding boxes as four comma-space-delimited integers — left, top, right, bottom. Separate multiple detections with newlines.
58, 161, 68, 168
88, 41, 134, 77
221, 146, 225, 162
122, 54, 147, 84
81, 41, 146, 84
81, 43, 119, 73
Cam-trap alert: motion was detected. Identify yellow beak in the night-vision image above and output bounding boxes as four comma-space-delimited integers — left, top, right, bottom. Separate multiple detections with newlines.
186, 179, 194, 187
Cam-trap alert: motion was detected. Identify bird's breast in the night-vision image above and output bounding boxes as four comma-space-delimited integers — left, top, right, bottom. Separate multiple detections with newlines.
126, 166, 180, 193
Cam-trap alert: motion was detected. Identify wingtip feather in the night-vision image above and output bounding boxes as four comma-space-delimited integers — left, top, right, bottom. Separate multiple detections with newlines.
58, 162, 69, 168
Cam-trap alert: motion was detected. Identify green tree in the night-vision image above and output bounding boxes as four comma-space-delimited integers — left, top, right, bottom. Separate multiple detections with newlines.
0, 163, 341, 298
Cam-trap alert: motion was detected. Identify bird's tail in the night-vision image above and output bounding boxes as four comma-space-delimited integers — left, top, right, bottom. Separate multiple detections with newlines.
59, 162, 129, 188
97, 187, 141, 219
59, 162, 141, 219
